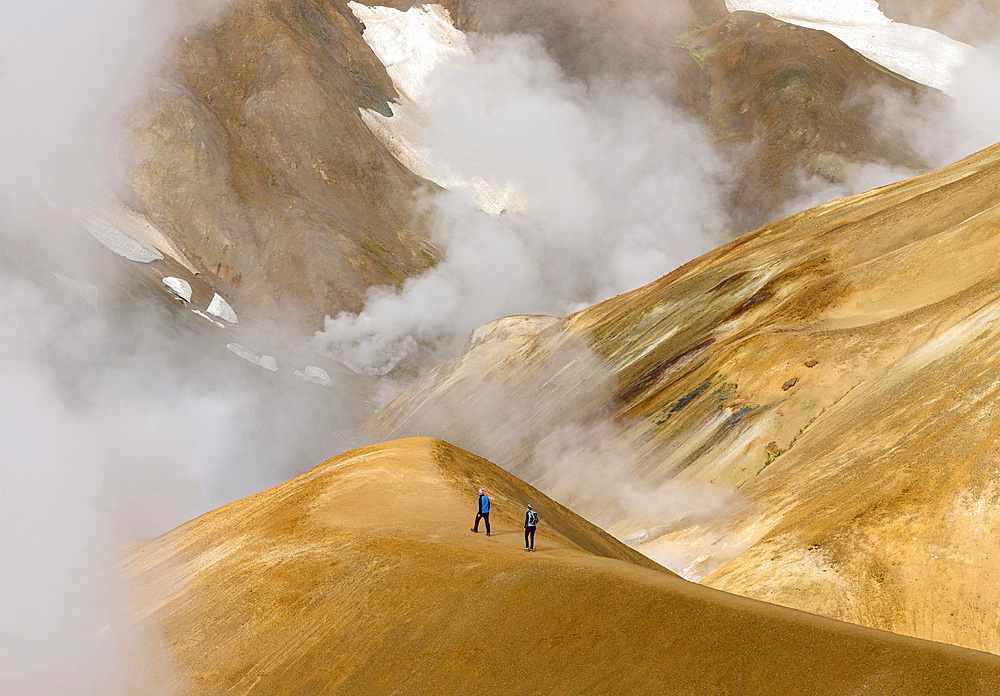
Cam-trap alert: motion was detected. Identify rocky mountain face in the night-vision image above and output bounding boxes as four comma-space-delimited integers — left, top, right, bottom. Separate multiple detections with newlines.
121, 438, 1000, 694
366, 140, 1000, 654
117, 0, 439, 330
684, 10, 934, 228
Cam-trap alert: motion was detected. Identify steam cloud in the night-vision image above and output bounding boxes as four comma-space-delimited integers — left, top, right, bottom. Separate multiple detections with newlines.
315, 32, 728, 375
0, 0, 358, 692
317, 11, 1000, 379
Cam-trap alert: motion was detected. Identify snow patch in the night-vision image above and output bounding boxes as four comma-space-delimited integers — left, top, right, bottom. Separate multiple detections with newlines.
348, 2, 466, 103
725, 0, 976, 95
295, 365, 333, 387
83, 197, 199, 272
348, 2, 524, 214
207, 293, 238, 324
730, 0, 886, 25
226, 343, 278, 372
191, 309, 225, 328
82, 218, 163, 263
163, 277, 192, 302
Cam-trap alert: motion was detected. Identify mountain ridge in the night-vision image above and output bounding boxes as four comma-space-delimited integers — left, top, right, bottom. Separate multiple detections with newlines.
122, 437, 1000, 694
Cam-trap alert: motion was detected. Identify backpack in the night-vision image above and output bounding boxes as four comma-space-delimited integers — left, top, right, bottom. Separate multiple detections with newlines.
528, 510, 539, 526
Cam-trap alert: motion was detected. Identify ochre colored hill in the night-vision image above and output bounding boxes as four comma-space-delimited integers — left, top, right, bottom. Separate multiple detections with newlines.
123, 438, 1000, 694
367, 141, 1000, 653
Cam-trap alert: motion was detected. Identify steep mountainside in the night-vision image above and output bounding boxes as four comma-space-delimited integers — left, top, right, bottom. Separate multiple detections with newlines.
122, 438, 1000, 694
724, 0, 976, 96
118, 0, 439, 329
682, 10, 933, 228
367, 140, 1000, 653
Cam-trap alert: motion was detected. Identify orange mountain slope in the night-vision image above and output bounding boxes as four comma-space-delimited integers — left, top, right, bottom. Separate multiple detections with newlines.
122, 438, 1000, 694
367, 141, 1000, 653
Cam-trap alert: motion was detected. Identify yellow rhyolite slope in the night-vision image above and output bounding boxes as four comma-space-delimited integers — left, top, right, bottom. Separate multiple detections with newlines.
124, 438, 1000, 694
368, 141, 1000, 653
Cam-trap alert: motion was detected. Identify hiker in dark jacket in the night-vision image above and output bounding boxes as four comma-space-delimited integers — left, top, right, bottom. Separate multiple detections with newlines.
524, 504, 538, 551
471, 488, 491, 536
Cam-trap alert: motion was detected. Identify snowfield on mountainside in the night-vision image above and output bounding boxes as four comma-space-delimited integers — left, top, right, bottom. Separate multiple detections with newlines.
349, 2, 524, 215
726, 0, 975, 94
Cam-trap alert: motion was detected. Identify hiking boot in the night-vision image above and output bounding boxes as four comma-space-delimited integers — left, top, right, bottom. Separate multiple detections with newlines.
486, 532, 491, 536
470, 528, 477, 533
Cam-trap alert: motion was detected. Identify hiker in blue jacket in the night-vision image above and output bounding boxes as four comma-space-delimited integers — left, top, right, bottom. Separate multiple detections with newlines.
524, 504, 538, 551
471, 488, 491, 536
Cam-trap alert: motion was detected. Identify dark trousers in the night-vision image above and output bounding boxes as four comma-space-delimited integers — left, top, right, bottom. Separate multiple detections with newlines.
524, 526, 535, 549
474, 512, 490, 534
